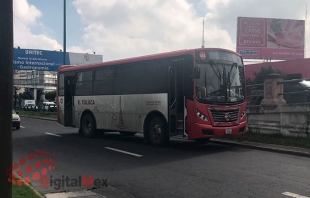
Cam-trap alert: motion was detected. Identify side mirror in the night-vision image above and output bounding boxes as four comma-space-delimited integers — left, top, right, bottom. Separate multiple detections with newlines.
194, 67, 200, 79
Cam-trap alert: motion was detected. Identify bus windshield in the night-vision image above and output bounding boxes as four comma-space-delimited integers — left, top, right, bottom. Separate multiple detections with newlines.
196, 60, 245, 104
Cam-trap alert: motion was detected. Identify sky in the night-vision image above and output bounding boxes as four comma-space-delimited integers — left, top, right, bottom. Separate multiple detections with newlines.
13, 0, 310, 62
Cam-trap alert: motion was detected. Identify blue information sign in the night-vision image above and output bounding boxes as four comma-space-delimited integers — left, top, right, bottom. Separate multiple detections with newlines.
13, 49, 70, 71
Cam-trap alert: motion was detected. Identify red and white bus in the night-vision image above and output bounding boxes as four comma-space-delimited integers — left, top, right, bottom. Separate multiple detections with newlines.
57, 48, 246, 146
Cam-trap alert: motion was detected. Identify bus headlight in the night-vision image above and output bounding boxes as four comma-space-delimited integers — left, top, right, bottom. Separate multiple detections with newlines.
196, 110, 208, 121
240, 111, 246, 119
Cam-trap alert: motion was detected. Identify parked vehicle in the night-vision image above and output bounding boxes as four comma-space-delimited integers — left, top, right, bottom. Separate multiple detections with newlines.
23, 104, 38, 111
12, 109, 20, 129
21, 100, 35, 108
42, 102, 57, 112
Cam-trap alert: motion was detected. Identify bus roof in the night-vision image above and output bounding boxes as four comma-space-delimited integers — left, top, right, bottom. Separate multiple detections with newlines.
58, 48, 240, 72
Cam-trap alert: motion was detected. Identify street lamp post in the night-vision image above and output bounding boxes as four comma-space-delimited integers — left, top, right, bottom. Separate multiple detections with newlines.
63, 0, 66, 65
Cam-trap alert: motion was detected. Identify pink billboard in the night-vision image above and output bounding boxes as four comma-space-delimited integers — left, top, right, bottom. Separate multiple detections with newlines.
236, 17, 305, 60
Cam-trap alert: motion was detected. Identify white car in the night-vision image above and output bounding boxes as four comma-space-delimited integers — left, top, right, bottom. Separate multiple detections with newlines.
23, 104, 38, 111
42, 102, 57, 112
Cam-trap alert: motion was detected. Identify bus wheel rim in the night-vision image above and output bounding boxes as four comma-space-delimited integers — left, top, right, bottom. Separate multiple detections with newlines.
151, 125, 162, 142
84, 120, 91, 134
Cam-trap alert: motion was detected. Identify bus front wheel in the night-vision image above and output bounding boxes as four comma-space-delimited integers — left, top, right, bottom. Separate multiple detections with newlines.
81, 114, 97, 138
148, 117, 169, 146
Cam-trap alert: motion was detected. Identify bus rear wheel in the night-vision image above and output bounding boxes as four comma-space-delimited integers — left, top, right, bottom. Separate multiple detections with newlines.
148, 117, 169, 146
81, 114, 97, 138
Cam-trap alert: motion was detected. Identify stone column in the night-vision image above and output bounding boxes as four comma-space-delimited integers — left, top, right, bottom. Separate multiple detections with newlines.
261, 73, 286, 107
33, 88, 37, 101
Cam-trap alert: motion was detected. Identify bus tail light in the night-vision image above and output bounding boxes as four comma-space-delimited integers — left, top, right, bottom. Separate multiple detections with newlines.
196, 110, 208, 121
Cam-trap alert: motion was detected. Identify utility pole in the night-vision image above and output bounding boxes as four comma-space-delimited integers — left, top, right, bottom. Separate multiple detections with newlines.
0, 0, 13, 197
63, 0, 66, 65
201, 19, 205, 48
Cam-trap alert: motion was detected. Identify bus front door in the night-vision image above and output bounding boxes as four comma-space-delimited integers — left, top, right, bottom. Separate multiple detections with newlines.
64, 76, 75, 127
169, 61, 185, 137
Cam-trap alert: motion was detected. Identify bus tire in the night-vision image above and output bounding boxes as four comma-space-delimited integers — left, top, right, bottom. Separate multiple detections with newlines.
81, 114, 97, 138
119, 131, 137, 136
148, 117, 169, 146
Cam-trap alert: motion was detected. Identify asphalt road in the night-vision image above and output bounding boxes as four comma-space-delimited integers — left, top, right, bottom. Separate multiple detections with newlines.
12, 117, 310, 198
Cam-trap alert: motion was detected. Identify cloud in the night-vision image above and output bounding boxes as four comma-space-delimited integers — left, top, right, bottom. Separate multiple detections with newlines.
13, 0, 62, 50
73, 0, 235, 61
67, 46, 93, 54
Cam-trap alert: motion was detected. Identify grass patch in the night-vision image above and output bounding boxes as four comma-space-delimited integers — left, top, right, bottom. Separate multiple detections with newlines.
12, 184, 41, 198
222, 132, 310, 149
19, 110, 57, 119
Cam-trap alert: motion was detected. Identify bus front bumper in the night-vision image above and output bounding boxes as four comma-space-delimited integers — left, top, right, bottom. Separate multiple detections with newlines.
188, 121, 247, 140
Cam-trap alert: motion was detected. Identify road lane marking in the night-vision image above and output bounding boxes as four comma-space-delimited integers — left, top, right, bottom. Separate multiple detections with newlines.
104, 147, 143, 157
45, 132, 61, 137
282, 192, 309, 198
20, 126, 25, 128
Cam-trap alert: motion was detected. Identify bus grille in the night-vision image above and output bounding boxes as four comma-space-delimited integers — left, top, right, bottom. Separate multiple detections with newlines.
209, 108, 239, 123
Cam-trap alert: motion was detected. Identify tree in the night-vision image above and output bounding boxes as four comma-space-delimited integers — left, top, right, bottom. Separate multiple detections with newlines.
45, 90, 56, 101
19, 89, 32, 100
247, 65, 282, 85
19, 88, 44, 102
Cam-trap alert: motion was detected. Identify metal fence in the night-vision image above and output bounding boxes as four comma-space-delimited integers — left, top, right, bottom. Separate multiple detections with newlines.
13, 79, 56, 87
246, 78, 310, 105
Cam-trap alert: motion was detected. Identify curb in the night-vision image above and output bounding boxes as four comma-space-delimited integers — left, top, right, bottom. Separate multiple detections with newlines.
12, 172, 45, 198
210, 139, 310, 158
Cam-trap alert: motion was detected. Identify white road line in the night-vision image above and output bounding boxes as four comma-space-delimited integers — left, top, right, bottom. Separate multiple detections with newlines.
45, 132, 61, 137
282, 192, 309, 198
20, 126, 25, 128
104, 147, 143, 157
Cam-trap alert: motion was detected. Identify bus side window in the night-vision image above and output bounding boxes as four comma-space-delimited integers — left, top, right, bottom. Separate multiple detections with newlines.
75, 71, 93, 96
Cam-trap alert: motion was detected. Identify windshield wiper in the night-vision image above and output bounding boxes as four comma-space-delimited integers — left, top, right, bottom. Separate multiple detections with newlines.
227, 63, 238, 98
209, 60, 222, 82
209, 60, 227, 100
209, 60, 239, 102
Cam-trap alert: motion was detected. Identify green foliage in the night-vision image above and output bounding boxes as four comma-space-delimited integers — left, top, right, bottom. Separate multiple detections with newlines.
247, 65, 282, 85
18, 88, 44, 101
19, 89, 32, 100
12, 183, 41, 198
45, 91, 56, 101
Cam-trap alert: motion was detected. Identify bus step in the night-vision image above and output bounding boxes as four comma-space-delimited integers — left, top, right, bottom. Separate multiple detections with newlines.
172, 134, 187, 139
177, 120, 184, 129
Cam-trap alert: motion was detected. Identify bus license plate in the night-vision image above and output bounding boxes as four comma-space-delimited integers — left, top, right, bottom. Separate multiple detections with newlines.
225, 129, 232, 134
